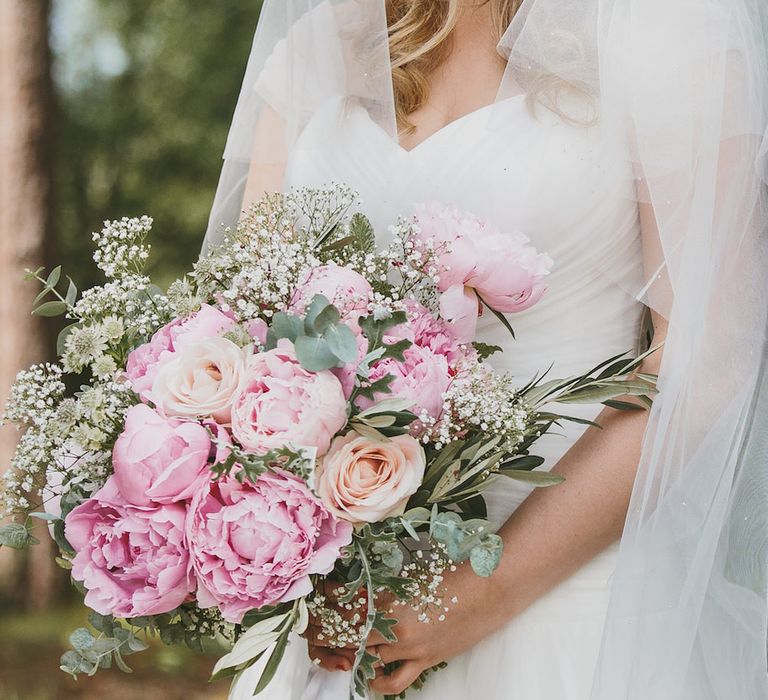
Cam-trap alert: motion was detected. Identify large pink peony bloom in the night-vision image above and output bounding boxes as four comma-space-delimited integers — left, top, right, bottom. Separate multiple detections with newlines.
65, 476, 193, 618
356, 343, 451, 421
113, 404, 211, 507
230, 340, 348, 456
125, 304, 236, 401
289, 262, 372, 325
187, 469, 352, 623
414, 202, 552, 342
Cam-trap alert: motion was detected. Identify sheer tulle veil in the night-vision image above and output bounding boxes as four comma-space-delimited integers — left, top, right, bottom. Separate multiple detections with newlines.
203, 0, 768, 697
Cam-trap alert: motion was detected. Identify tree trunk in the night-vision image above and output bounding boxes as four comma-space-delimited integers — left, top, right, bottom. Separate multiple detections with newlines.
0, 0, 59, 609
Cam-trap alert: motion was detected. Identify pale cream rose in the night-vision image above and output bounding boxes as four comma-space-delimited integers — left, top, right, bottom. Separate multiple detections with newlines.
316, 432, 426, 524
150, 336, 247, 423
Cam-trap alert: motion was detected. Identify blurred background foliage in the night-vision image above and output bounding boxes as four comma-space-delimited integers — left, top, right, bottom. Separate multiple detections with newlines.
1, 1, 263, 697
54, 0, 261, 289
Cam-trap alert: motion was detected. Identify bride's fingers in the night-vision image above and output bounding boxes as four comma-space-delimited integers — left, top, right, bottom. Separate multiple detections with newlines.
369, 660, 424, 696
306, 644, 354, 672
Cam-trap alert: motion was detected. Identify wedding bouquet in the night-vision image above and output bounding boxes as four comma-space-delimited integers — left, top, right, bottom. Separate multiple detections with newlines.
0, 186, 656, 699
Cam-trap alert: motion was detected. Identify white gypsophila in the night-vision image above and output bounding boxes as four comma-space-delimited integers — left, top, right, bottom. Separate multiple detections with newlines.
92, 216, 152, 279
0, 364, 66, 518
2, 363, 65, 429
379, 219, 442, 301
396, 541, 456, 624
194, 203, 321, 321
72, 274, 172, 339
422, 359, 532, 450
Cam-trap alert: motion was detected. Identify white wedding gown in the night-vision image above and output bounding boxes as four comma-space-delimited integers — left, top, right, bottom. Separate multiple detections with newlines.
231, 91, 646, 699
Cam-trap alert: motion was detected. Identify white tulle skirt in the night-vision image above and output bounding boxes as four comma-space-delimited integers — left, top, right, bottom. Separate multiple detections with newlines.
230, 536, 619, 700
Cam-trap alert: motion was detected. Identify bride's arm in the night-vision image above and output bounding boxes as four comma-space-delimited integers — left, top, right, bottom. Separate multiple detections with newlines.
240, 105, 287, 209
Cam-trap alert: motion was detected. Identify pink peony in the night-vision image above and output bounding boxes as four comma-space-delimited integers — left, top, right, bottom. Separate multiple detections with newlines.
230, 340, 348, 456
356, 343, 451, 421
187, 469, 352, 623
125, 304, 236, 400
399, 299, 464, 364
65, 476, 193, 618
125, 322, 178, 398
170, 304, 236, 351
289, 263, 372, 324
414, 203, 552, 342
317, 432, 426, 523
112, 404, 211, 507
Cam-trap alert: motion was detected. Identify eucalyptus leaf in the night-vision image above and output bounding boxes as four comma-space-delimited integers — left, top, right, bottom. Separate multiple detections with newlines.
0, 523, 32, 549
65, 277, 78, 306
294, 335, 339, 372
323, 322, 358, 363
303, 294, 332, 333
69, 628, 95, 652
469, 534, 503, 577
46, 265, 62, 288
270, 313, 304, 343
311, 304, 341, 334
33, 300, 68, 317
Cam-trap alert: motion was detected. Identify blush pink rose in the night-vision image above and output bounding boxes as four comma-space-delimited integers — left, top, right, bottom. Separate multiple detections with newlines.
187, 469, 352, 623
113, 404, 211, 507
356, 343, 451, 421
125, 304, 236, 400
230, 340, 347, 456
414, 203, 552, 342
316, 432, 426, 523
150, 336, 248, 423
65, 476, 193, 618
289, 263, 372, 324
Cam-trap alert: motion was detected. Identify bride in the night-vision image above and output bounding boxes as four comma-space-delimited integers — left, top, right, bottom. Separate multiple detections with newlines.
204, 1, 768, 698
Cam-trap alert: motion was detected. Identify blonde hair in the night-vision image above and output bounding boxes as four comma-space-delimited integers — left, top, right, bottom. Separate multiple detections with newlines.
386, 1, 522, 130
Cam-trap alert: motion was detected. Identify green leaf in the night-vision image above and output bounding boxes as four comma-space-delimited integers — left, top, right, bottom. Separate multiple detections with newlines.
46, 265, 62, 289
57, 323, 79, 356
498, 455, 545, 471
303, 294, 332, 334
60, 650, 95, 677
498, 469, 565, 486
349, 212, 376, 254
603, 399, 645, 411
472, 342, 503, 360
69, 628, 95, 652
65, 278, 78, 306
113, 651, 134, 674
269, 313, 304, 343
311, 304, 341, 335
253, 627, 291, 694
29, 511, 60, 522
33, 300, 68, 317
323, 322, 358, 363
477, 293, 515, 339
469, 534, 503, 577
294, 335, 339, 371
0, 523, 32, 549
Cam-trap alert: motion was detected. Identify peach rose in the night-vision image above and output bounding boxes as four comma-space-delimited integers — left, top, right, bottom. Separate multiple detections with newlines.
316, 432, 426, 523
150, 336, 247, 423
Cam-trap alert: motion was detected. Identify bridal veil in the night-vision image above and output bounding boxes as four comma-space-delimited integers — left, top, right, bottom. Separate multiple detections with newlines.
204, 1, 768, 697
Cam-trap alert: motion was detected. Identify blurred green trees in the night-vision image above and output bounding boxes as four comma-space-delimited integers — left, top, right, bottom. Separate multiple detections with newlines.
54, 0, 262, 290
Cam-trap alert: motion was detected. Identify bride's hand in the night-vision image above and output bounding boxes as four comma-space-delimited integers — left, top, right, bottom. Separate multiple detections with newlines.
305, 563, 500, 695
366, 565, 496, 696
